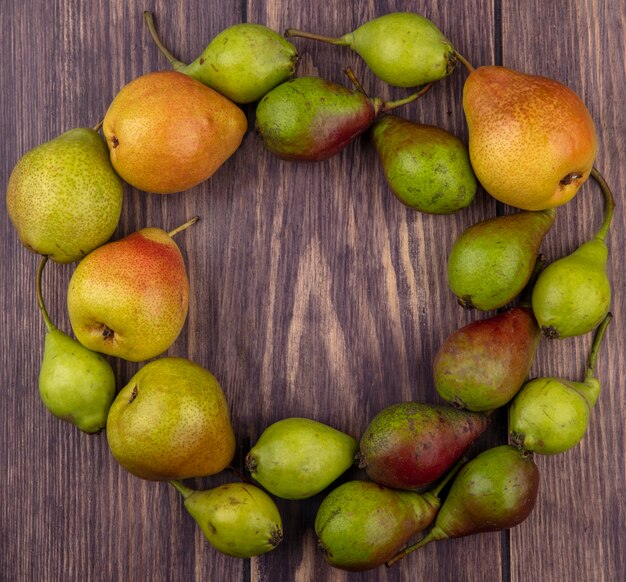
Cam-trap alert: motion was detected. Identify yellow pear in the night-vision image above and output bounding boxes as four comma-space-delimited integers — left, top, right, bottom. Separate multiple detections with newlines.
67, 218, 197, 362
463, 66, 597, 211
106, 357, 236, 480
103, 71, 247, 194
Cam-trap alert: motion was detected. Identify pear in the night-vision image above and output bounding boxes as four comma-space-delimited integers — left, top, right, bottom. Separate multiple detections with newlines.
103, 71, 247, 194
106, 357, 235, 480
434, 263, 542, 411
170, 481, 282, 558
144, 12, 298, 104
286, 12, 456, 87
315, 460, 463, 571
463, 66, 597, 211
447, 209, 555, 310
6, 127, 123, 263
388, 445, 539, 566
245, 417, 358, 500
532, 168, 614, 338
371, 115, 476, 214
255, 75, 429, 161
67, 217, 196, 362
358, 402, 488, 490
36, 257, 115, 433
509, 314, 611, 454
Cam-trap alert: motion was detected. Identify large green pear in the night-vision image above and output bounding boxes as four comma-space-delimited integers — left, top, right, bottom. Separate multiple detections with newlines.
37, 257, 116, 433
106, 357, 236, 481
7, 128, 123, 263
67, 218, 196, 362
246, 417, 358, 499
170, 481, 283, 558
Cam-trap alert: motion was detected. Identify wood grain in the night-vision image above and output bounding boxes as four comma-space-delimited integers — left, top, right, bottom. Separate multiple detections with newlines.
1, 1, 623, 581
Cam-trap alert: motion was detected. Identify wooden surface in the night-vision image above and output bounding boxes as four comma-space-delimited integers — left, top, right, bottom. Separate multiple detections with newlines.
1, 1, 624, 580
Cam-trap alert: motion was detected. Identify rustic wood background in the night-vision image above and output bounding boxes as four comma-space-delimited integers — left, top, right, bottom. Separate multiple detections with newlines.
1, 1, 624, 580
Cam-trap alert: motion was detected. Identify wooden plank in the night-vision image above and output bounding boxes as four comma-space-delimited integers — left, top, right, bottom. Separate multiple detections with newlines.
500, 1, 626, 581
244, 1, 502, 581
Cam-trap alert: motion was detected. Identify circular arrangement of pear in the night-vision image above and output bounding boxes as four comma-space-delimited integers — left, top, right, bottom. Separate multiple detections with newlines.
106, 357, 236, 481
5, 5, 617, 574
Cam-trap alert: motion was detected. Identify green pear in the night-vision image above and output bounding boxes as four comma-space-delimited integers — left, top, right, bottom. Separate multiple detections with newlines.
106, 357, 236, 480
245, 418, 358, 499
286, 12, 456, 87
7, 127, 123, 263
532, 168, 614, 338
36, 257, 115, 433
389, 445, 539, 566
509, 314, 611, 454
144, 12, 298, 104
67, 217, 197, 362
371, 115, 476, 214
447, 209, 555, 310
170, 481, 282, 558
315, 460, 463, 571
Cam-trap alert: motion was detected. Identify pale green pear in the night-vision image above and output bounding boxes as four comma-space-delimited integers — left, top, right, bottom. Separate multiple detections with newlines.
286, 12, 456, 87
7, 128, 123, 263
246, 417, 358, 499
170, 481, 283, 558
36, 257, 116, 433
144, 12, 298, 104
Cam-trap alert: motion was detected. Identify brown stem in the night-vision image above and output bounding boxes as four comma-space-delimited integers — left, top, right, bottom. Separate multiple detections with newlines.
143, 11, 187, 70
453, 50, 475, 73
343, 66, 369, 96
167, 216, 200, 238
93, 120, 103, 132
590, 167, 615, 243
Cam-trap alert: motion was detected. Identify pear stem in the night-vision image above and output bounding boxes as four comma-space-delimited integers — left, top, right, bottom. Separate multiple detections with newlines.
167, 216, 200, 238
283, 28, 348, 46
93, 120, 103, 133
169, 480, 194, 499
143, 11, 188, 70
386, 528, 442, 567
382, 83, 434, 112
429, 456, 467, 498
343, 66, 369, 96
453, 50, 475, 73
584, 313, 612, 383
36, 256, 55, 333
590, 167, 615, 243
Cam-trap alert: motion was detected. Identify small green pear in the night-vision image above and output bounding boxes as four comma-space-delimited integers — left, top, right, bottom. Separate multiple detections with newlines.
447, 209, 555, 310
36, 257, 116, 433
286, 12, 456, 87
144, 12, 298, 104
245, 417, 358, 499
371, 115, 476, 214
7, 127, 123, 263
106, 357, 236, 480
509, 314, 611, 454
532, 168, 614, 338
170, 481, 283, 558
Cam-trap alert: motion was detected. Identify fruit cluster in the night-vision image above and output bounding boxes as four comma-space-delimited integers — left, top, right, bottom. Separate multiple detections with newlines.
6, 10, 614, 573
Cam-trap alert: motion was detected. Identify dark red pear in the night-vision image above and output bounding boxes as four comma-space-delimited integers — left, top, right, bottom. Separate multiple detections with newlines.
358, 402, 488, 490
434, 306, 540, 411
388, 445, 539, 566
